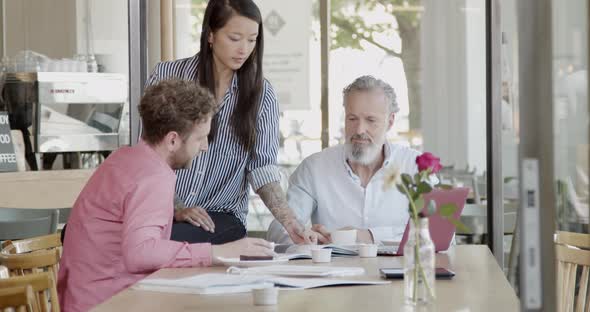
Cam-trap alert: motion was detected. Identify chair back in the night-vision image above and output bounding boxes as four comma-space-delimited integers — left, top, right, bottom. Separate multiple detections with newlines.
555, 239, 590, 312
0, 265, 9, 278
0, 272, 58, 312
459, 203, 518, 235
1, 233, 61, 255
0, 285, 38, 312
56, 208, 71, 226
0, 248, 60, 283
0, 209, 59, 241
556, 231, 590, 249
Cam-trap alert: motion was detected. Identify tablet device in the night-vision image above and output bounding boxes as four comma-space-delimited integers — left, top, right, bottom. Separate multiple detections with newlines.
379, 268, 455, 280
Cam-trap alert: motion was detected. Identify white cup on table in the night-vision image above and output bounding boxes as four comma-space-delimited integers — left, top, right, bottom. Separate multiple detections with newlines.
311, 248, 332, 263
330, 229, 357, 245
358, 244, 378, 258
252, 285, 279, 306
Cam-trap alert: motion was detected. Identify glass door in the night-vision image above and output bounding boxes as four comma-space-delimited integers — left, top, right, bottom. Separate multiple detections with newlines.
505, 0, 589, 310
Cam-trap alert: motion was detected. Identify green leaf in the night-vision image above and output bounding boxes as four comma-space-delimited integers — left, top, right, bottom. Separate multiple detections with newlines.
426, 200, 437, 216
439, 203, 457, 217
447, 217, 470, 234
414, 196, 424, 211
414, 173, 421, 184
436, 184, 454, 190
401, 174, 413, 187
408, 188, 416, 199
417, 182, 432, 194
396, 184, 406, 194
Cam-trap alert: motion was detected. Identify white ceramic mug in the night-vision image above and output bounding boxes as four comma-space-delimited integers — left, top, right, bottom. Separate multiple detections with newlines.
311, 248, 332, 263
358, 244, 378, 258
252, 286, 279, 306
330, 229, 357, 245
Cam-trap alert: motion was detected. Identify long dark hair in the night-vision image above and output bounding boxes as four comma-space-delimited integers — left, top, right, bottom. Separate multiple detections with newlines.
198, 0, 264, 152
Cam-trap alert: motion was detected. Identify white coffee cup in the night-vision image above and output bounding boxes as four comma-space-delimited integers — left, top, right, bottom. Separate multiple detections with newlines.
311, 248, 332, 263
358, 244, 378, 258
252, 286, 279, 306
330, 229, 357, 245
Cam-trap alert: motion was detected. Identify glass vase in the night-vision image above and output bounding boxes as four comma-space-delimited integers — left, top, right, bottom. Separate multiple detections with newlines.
403, 217, 436, 306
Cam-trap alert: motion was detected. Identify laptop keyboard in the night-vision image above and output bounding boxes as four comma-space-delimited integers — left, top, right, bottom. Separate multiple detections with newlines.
377, 246, 399, 256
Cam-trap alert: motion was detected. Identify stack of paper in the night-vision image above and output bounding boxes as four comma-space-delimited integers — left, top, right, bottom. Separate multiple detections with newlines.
134, 273, 390, 295
134, 274, 271, 295
226, 265, 365, 277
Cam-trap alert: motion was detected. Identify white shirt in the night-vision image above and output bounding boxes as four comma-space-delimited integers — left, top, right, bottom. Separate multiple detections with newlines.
267, 143, 420, 244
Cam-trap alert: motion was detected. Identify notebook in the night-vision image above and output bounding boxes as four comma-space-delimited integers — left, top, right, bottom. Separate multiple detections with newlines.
278, 244, 358, 259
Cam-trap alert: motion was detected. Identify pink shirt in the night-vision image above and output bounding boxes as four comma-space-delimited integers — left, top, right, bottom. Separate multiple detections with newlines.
58, 141, 211, 312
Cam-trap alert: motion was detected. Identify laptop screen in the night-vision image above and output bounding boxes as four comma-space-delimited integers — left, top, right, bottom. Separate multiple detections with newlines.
394, 187, 470, 255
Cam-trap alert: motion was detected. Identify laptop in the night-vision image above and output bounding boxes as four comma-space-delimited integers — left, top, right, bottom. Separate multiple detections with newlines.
378, 187, 470, 256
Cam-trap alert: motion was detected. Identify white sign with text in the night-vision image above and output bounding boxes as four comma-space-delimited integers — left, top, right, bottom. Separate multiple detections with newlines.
255, 0, 311, 110
0, 111, 17, 172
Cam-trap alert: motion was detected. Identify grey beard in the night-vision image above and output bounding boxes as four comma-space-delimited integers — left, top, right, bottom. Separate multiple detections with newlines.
345, 142, 381, 165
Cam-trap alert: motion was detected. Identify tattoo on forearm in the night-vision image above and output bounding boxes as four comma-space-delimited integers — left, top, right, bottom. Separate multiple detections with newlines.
256, 182, 296, 224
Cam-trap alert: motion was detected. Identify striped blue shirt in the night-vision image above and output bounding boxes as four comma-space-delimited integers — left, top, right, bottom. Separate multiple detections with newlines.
146, 54, 281, 225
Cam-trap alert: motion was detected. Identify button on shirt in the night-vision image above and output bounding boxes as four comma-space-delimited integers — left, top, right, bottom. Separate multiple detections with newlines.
268, 143, 420, 244
57, 141, 212, 312
146, 55, 281, 224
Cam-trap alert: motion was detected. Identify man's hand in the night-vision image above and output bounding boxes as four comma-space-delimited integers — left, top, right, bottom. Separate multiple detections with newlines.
255, 182, 317, 244
283, 219, 317, 245
311, 224, 332, 244
211, 238, 275, 265
174, 207, 215, 233
339, 226, 374, 244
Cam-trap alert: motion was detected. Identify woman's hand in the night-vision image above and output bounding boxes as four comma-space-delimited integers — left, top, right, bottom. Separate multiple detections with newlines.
174, 207, 215, 233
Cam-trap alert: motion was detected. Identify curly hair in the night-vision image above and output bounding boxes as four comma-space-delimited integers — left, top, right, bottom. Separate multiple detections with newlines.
139, 79, 217, 145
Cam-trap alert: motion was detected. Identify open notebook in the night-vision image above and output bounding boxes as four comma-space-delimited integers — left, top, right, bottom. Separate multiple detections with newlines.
134, 272, 389, 295
277, 244, 359, 259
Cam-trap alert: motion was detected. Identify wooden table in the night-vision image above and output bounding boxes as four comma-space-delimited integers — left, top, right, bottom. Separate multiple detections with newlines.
0, 169, 93, 209
93, 245, 519, 311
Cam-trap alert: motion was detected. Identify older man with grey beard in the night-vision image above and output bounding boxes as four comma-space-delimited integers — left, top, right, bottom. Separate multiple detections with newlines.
267, 75, 422, 245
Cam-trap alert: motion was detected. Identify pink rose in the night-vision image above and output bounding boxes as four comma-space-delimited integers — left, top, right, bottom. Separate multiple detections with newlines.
416, 152, 442, 173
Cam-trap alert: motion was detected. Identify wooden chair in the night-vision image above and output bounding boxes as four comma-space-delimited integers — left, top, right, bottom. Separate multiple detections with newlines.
0, 248, 61, 283
0, 234, 62, 312
556, 239, 590, 312
0, 209, 59, 241
0, 285, 38, 312
1, 233, 62, 254
0, 265, 9, 278
0, 272, 58, 312
556, 231, 590, 249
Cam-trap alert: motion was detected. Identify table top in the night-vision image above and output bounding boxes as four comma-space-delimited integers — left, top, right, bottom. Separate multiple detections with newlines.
93, 245, 519, 312
0, 169, 93, 209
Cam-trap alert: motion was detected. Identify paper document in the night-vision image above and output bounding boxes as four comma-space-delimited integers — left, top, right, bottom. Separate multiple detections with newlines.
227, 265, 365, 277
134, 273, 271, 295
134, 273, 389, 295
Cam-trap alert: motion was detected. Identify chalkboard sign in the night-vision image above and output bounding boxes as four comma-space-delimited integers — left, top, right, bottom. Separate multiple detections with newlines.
0, 111, 18, 172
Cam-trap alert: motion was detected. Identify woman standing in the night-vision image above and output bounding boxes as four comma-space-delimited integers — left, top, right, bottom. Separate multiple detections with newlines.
146, 0, 314, 245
